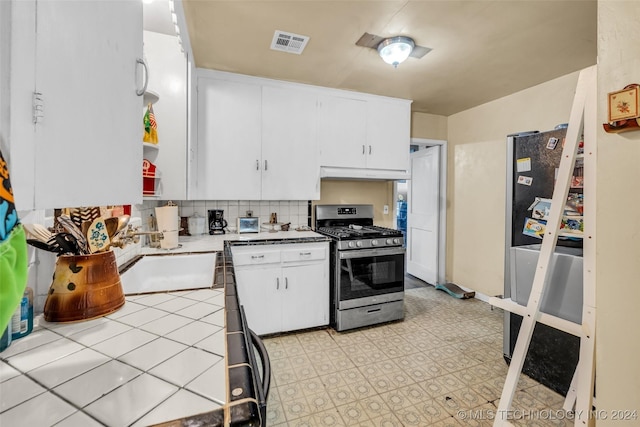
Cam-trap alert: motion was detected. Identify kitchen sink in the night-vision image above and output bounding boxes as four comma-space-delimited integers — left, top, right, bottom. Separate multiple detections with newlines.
119, 252, 217, 295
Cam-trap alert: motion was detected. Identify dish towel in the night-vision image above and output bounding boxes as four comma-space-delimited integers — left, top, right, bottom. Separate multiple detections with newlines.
0, 149, 28, 333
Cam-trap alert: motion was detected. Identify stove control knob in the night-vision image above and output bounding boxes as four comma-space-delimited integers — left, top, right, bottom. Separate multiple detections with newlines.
348, 241, 356, 248
386, 238, 393, 245
371, 239, 379, 246
356, 241, 363, 247
393, 238, 400, 245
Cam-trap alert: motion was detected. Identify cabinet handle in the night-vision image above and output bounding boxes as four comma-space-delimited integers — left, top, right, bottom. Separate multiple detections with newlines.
264, 160, 268, 171
362, 144, 365, 155
285, 277, 288, 289
369, 145, 372, 155
256, 160, 260, 170
32, 92, 44, 124
136, 58, 149, 96
300, 252, 311, 256
251, 255, 264, 259
276, 277, 280, 290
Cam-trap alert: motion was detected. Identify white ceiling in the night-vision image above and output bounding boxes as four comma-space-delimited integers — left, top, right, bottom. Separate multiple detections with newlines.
147, 0, 597, 116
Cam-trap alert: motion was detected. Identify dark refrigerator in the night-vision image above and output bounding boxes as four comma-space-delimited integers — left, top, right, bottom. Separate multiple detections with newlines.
503, 127, 584, 396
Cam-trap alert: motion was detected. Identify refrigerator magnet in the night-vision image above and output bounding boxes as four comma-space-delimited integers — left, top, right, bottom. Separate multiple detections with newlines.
546, 137, 559, 149
517, 175, 533, 186
528, 198, 552, 220
523, 217, 546, 239
516, 157, 531, 172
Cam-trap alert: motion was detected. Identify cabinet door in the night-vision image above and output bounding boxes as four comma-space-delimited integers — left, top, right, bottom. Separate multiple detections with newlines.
235, 266, 282, 336
1, 1, 35, 210
33, 0, 143, 208
195, 77, 261, 200
317, 95, 367, 169
366, 99, 411, 171
281, 262, 329, 331
261, 86, 319, 200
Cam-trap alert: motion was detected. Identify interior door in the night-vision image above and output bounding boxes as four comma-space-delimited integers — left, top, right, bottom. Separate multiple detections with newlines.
407, 146, 440, 284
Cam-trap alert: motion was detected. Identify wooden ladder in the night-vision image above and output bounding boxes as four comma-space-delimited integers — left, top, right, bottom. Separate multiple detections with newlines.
489, 65, 597, 427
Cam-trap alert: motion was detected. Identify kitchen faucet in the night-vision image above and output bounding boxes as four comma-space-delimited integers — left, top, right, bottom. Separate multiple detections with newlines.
111, 225, 163, 248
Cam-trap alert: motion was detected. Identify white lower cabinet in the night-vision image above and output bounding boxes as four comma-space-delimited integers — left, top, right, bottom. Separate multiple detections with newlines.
232, 242, 329, 335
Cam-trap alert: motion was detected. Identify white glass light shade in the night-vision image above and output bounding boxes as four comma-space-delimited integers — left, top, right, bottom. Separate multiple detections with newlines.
377, 36, 415, 68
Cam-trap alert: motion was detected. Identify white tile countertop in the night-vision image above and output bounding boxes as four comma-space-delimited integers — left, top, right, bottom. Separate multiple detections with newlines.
140, 230, 325, 254
0, 230, 328, 426
0, 289, 226, 426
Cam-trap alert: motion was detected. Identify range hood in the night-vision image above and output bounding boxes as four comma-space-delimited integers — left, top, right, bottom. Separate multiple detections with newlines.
320, 166, 410, 180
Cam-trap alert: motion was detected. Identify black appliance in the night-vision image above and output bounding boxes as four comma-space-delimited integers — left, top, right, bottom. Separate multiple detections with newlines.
208, 209, 228, 235
315, 204, 405, 331
504, 128, 583, 396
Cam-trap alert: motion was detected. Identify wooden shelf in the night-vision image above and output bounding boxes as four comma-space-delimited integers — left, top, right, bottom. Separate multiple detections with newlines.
603, 118, 640, 133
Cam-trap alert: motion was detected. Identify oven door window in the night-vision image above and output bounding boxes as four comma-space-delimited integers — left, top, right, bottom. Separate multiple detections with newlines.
338, 251, 404, 300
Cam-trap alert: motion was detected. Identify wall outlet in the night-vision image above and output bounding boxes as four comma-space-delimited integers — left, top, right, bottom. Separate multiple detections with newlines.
383, 205, 389, 214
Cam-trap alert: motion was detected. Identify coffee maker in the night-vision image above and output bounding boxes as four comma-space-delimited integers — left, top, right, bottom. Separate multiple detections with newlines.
208, 209, 227, 235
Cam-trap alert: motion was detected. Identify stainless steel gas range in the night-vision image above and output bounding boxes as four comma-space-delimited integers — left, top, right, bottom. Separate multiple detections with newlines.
315, 204, 405, 331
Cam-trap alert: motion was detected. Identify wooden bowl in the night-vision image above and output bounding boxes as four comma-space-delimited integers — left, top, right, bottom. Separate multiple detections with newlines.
44, 251, 125, 322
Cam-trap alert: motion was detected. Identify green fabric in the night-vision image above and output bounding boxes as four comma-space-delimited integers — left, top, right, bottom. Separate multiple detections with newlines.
0, 224, 28, 333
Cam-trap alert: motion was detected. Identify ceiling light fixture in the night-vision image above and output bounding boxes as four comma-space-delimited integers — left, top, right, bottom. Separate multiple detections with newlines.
377, 36, 415, 68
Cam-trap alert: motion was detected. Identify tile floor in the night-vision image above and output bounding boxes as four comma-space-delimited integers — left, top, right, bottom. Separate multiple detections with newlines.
263, 277, 573, 427
0, 289, 226, 427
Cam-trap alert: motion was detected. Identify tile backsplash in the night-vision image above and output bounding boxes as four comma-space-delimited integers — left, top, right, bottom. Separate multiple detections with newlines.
17, 200, 310, 315
135, 200, 311, 233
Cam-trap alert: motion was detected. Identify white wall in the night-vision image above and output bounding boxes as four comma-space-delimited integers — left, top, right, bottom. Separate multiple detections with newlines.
446, 72, 580, 296
595, 1, 640, 421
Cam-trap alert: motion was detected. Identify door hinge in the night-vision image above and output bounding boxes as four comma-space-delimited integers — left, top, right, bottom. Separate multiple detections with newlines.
32, 92, 44, 124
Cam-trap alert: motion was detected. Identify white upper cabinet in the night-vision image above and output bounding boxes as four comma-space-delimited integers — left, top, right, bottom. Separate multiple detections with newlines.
192, 70, 412, 198
261, 86, 319, 200
318, 93, 411, 179
194, 76, 262, 200
318, 95, 367, 169
366, 99, 411, 171
25, 0, 142, 209
194, 71, 320, 200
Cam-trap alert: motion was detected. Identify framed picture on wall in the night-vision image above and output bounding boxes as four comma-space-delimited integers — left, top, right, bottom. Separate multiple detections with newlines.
608, 84, 640, 122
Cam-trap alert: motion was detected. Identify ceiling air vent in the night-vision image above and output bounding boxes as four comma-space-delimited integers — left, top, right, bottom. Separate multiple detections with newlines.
270, 30, 310, 55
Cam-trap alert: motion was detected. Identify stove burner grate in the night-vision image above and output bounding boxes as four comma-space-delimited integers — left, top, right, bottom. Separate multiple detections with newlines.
316, 225, 402, 240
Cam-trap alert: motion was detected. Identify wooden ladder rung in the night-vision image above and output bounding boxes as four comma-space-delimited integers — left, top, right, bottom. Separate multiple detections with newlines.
489, 297, 582, 336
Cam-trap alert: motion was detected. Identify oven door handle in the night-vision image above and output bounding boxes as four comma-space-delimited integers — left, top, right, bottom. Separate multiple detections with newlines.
339, 247, 405, 259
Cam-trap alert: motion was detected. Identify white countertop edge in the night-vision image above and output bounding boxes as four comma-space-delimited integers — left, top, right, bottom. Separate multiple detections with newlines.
140, 230, 326, 254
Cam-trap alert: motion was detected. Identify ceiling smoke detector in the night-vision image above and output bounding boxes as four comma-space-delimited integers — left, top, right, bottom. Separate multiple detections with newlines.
270, 30, 310, 55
